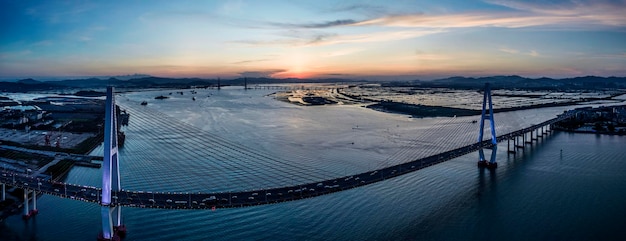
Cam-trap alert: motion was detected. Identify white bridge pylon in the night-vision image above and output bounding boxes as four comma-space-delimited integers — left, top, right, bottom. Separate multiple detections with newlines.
100, 86, 125, 241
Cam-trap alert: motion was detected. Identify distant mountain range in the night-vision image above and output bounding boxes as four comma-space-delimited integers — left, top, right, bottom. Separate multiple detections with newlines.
1, 75, 625, 92
385, 75, 626, 90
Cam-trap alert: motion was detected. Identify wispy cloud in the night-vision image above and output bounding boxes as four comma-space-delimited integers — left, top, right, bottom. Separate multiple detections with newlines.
232, 29, 444, 47
485, 0, 626, 26
239, 70, 286, 78
414, 51, 451, 61
269, 19, 357, 29
315, 29, 445, 46
350, 1, 626, 29
325, 4, 388, 15
499, 47, 540, 57
231, 58, 272, 64
499, 47, 519, 54
322, 48, 364, 57
354, 13, 574, 28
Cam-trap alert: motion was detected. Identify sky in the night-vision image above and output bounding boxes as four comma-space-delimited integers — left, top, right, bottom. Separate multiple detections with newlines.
1, 0, 625, 80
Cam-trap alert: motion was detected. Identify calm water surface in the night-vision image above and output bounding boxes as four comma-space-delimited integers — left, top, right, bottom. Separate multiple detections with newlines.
2, 88, 625, 241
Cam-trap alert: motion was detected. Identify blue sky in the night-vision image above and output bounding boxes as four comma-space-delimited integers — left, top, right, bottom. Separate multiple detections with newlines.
1, 0, 625, 80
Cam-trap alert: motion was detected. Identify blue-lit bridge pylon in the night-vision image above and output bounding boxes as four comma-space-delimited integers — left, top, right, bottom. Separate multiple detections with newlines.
477, 83, 498, 169
99, 86, 126, 241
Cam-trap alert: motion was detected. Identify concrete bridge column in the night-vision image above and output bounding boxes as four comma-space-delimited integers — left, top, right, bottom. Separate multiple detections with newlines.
31, 190, 38, 215
507, 138, 516, 154
515, 135, 524, 149
534, 129, 539, 140
525, 132, 532, 144
22, 189, 29, 219
547, 124, 551, 132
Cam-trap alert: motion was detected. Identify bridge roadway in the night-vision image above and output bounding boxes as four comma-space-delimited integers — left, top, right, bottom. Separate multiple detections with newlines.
1, 113, 572, 210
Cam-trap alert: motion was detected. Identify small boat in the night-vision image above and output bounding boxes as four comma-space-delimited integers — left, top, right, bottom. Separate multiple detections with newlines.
141, 101, 148, 106
154, 95, 169, 100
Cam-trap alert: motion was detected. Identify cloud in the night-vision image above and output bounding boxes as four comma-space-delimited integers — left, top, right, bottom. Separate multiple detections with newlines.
499, 47, 540, 57
485, 0, 626, 26
322, 48, 364, 57
529, 50, 539, 57
354, 12, 564, 28
231, 29, 443, 47
231, 59, 272, 64
239, 70, 287, 78
269, 19, 357, 29
349, 1, 626, 29
414, 51, 450, 61
310, 29, 445, 46
79, 36, 92, 42
499, 47, 520, 54
325, 4, 388, 15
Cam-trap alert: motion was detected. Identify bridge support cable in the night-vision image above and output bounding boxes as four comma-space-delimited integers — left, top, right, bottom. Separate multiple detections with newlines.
373, 114, 478, 171
401, 118, 471, 160
477, 83, 498, 169
372, 118, 448, 169
118, 108, 327, 189
113, 103, 277, 190
373, 117, 453, 170
118, 101, 341, 190
99, 87, 126, 241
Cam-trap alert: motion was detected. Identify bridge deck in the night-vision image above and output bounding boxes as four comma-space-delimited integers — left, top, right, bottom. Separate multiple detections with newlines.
0, 114, 571, 210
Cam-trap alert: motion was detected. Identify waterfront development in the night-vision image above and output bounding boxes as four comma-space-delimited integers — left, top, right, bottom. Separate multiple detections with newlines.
1, 85, 626, 240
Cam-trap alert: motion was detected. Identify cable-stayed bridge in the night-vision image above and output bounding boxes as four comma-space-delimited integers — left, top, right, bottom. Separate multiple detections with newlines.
1, 85, 573, 240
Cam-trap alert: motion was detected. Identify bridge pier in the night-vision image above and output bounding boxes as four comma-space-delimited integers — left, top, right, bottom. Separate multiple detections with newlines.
548, 124, 554, 132
31, 189, 38, 216
22, 190, 29, 219
515, 135, 524, 149
507, 139, 516, 154
22, 189, 38, 219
